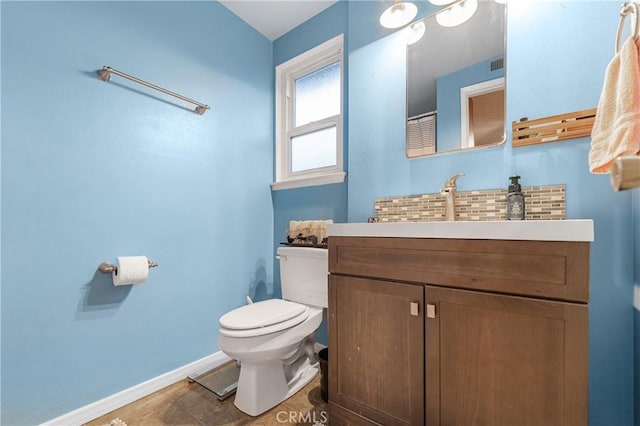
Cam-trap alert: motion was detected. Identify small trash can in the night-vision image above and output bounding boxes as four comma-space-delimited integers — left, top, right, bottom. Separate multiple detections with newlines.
318, 348, 329, 402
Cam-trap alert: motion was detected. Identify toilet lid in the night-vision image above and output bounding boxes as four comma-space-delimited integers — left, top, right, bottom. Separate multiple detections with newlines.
218, 308, 310, 338
219, 299, 307, 331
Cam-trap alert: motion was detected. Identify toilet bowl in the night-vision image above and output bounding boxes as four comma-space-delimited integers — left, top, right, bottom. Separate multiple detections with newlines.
217, 247, 328, 416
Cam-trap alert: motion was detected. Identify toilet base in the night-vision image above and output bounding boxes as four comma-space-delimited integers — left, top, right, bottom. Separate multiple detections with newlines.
234, 358, 319, 416
234, 332, 320, 416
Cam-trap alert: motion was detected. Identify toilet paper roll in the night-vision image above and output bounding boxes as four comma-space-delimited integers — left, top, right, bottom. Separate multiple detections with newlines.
112, 256, 149, 286
610, 156, 640, 191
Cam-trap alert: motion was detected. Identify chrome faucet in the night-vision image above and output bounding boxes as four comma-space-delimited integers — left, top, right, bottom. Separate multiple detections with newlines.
440, 173, 465, 221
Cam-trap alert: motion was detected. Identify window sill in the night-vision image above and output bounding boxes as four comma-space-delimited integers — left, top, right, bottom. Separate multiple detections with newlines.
271, 172, 346, 191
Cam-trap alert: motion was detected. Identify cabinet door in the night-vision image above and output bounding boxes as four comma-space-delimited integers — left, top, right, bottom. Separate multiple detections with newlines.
426, 286, 588, 426
329, 275, 424, 426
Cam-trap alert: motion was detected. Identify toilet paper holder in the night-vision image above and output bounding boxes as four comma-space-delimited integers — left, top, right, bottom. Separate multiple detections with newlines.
98, 259, 159, 274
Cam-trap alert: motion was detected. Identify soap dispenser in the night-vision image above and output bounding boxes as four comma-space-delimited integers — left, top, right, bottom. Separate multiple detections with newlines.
506, 175, 525, 220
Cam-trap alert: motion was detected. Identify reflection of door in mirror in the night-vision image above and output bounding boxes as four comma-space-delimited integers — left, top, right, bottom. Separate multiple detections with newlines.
468, 89, 505, 146
406, 1, 505, 156
460, 77, 505, 148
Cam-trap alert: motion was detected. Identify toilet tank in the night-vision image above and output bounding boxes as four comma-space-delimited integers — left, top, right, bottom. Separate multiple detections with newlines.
277, 246, 328, 308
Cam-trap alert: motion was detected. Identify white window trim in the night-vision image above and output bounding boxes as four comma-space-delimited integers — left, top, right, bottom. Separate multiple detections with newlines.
460, 77, 505, 148
272, 34, 345, 191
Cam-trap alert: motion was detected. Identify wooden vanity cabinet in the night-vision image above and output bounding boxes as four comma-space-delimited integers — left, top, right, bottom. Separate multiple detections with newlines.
426, 286, 588, 426
328, 236, 589, 426
328, 275, 425, 425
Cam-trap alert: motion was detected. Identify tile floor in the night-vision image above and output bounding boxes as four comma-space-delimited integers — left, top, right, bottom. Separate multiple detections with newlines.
84, 367, 328, 426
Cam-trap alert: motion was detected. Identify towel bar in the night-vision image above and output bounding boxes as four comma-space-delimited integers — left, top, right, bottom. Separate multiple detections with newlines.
97, 66, 210, 115
616, 2, 639, 54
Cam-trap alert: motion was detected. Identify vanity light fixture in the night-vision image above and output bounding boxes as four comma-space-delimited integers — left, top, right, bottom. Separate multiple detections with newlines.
380, 1, 418, 29
407, 20, 426, 45
435, 0, 478, 27
428, 0, 455, 5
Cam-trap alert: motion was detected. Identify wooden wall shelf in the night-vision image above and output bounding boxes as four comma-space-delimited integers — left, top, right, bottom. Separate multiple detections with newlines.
512, 108, 597, 147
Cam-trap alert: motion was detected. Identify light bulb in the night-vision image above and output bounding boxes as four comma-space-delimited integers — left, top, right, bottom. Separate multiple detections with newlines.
407, 21, 426, 45
380, 2, 418, 29
436, 0, 478, 27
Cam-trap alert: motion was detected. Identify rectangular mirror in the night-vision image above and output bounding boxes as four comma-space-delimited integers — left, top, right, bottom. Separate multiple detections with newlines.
406, 0, 506, 156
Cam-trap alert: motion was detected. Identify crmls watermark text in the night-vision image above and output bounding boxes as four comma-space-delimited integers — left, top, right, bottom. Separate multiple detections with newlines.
276, 410, 328, 424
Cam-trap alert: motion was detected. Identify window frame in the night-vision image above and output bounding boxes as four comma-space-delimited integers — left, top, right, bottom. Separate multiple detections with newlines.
272, 34, 345, 191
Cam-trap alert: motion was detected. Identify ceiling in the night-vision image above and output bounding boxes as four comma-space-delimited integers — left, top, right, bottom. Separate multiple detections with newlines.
219, 0, 340, 41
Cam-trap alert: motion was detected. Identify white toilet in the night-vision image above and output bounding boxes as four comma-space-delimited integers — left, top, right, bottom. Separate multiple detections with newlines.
217, 246, 328, 416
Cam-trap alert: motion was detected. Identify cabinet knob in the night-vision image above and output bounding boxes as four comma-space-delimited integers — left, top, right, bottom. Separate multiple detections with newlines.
410, 302, 419, 316
426, 304, 436, 319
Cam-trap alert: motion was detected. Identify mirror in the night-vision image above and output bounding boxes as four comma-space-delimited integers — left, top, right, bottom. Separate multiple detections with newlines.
406, 1, 506, 156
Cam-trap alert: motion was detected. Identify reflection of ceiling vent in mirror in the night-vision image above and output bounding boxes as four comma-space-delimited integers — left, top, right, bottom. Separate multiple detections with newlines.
490, 57, 504, 72
407, 112, 436, 158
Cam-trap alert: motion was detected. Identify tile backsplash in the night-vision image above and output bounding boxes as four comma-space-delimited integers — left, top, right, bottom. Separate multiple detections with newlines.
374, 185, 565, 222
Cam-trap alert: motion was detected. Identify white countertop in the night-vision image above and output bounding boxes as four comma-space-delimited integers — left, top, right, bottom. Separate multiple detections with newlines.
327, 220, 594, 242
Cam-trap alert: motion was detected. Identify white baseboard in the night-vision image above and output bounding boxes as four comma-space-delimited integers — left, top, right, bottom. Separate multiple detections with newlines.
41, 351, 231, 426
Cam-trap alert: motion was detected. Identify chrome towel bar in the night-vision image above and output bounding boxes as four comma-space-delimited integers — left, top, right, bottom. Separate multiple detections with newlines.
97, 66, 210, 115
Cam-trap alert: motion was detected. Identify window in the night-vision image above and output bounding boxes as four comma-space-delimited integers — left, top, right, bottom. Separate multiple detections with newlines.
272, 35, 345, 190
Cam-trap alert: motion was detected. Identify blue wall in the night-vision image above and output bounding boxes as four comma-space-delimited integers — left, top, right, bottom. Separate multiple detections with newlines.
347, 1, 636, 424
1, 1, 273, 424
2, 1, 638, 425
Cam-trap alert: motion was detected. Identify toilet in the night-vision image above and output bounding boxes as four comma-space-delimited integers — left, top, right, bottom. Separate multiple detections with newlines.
217, 246, 328, 416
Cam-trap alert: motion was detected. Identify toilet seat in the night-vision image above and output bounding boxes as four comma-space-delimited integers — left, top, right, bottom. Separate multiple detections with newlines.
219, 299, 310, 338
